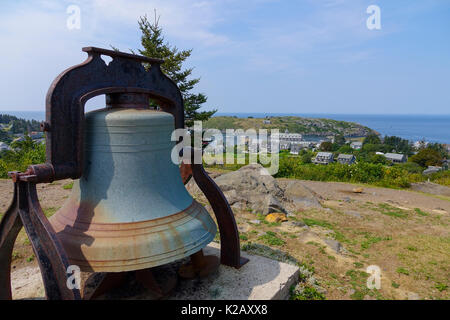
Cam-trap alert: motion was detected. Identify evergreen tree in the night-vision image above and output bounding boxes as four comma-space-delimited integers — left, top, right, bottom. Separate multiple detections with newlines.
137, 13, 216, 127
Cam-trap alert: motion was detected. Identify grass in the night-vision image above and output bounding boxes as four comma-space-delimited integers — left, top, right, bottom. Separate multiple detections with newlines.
63, 182, 74, 190
376, 203, 409, 218
391, 281, 400, 288
258, 231, 286, 246
290, 286, 325, 300
414, 208, 428, 216
360, 233, 391, 250
43, 207, 58, 218
396, 267, 410, 276
302, 218, 333, 229
435, 283, 448, 292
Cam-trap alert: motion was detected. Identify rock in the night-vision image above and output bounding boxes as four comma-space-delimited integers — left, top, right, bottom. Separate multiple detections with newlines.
213, 164, 290, 215
251, 194, 286, 215
238, 223, 251, 233
282, 180, 322, 209
407, 292, 420, 300
344, 210, 362, 219
324, 239, 342, 254
352, 187, 364, 193
265, 213, 288, 223
285, 221, 307, 228
343, 197, 351, 203
249, 219, 261, 225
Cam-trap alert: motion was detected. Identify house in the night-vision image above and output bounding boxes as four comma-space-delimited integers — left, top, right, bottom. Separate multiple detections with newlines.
350, 141, 363, 150
423, 166, 442, 175
385, 153, 407, 163
337, 154, 356, 165
0, 142, 11, 152
290, 145, 301, 155
280, 142, 291, 150
442, 159, 449, 171
313, 152, 334, 165
279, 133, 303, 143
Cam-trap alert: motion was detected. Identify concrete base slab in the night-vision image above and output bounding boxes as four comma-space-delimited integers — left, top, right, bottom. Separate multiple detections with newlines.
11, 242, 299, 300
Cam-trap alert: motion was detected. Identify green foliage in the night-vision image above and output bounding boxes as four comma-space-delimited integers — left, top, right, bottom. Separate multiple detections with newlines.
274, 159, 418, 188
334, 134, 346, 146
414, 208, 428, 216
383, 136, 413, 155
258, 231, 285, 246
363, 133, 382, 145
290, 286, 326, 300
0, 114, 41, 137
396, 267, 410, 275
63, 182, 74, 190
0, 136, 46, 178
138, 13, 216, 127
409, 148, 443, 167
435, 283, 448, 292
319, 141, 333, 151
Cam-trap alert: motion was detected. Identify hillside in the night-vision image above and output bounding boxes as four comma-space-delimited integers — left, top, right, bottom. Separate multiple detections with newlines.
5, 166, 449, 300
0, 114, 41, 143
203, 116, 377, 138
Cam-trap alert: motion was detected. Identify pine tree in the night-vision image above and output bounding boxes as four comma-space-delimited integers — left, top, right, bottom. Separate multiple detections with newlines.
138, 13, 216, 127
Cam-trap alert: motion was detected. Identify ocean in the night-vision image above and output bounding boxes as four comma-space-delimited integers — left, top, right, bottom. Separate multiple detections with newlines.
1, 110, 449, 144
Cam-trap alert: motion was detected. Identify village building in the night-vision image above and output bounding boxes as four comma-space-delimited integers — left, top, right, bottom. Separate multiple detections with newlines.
442, 159, 449, 171
423, 166, 442, 175
385, 153, 407, 163
280, 142, 291, 150
0, 142, 11, 152
337, 154, 356, 165
279, 133, 303, 143
350, 141, 363, 150
313, 152, 334, 165
290, 145, 301, 155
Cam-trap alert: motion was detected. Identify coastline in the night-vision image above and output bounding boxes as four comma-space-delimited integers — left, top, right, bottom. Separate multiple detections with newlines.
1, 110, 449, 144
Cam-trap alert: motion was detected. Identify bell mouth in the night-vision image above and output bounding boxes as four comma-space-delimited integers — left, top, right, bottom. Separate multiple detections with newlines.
50, 200, 217, 272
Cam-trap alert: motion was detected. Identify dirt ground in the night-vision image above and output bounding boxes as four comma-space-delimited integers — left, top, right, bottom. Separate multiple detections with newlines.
1, 177, 449, 300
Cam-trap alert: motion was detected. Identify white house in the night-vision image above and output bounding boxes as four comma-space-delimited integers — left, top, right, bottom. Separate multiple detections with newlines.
337, 154, 356, 165
385, 153, 407, 163
313, 152, 334, 165
350, 141, 363, 150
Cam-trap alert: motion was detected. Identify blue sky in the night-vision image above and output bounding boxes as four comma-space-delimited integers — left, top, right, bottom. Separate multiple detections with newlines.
0, 0, 449, 114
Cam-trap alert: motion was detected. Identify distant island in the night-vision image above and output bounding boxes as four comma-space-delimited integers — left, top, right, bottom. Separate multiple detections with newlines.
203, 116, 377, 139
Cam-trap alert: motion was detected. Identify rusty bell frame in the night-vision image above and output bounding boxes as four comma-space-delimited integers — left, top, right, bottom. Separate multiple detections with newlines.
0, 47, 248, 300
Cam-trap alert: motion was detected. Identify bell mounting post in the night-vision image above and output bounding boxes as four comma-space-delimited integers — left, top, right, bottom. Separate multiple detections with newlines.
0, 47, 248, 300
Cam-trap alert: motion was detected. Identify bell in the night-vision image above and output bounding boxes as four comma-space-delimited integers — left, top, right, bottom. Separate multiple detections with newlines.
49, 105, 217, 273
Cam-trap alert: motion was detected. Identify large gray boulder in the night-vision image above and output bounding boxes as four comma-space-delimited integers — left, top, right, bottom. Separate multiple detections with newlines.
213, 164, 287, 215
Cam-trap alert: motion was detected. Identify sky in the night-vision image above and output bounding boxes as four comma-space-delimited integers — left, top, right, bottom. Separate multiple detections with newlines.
0, 0, 449, 114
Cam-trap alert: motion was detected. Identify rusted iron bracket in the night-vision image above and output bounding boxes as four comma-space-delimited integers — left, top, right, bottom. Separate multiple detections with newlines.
0, 181, 80, 300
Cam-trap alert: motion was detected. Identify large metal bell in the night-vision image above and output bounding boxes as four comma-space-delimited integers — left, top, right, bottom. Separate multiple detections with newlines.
50, 107, 216, 272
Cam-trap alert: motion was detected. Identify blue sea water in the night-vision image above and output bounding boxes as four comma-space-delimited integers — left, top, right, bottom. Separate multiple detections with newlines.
1, 110, 449, 144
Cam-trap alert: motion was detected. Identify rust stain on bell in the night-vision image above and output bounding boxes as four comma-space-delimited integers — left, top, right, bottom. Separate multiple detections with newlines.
50, 107, 217, 272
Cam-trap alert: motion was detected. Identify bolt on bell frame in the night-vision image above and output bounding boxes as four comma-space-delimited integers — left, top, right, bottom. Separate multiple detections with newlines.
0, 47, 248, 300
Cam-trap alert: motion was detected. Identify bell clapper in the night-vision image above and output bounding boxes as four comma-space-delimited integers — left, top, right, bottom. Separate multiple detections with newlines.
178, 249, 220, 279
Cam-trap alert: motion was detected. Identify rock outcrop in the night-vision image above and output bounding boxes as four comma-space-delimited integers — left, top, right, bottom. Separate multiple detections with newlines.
187, 164, 322, 216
